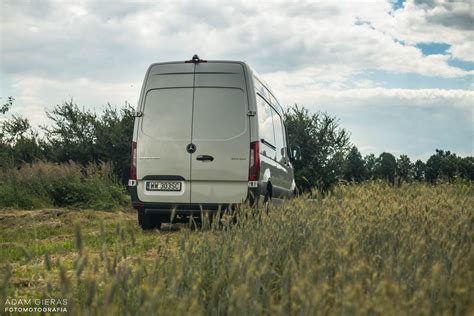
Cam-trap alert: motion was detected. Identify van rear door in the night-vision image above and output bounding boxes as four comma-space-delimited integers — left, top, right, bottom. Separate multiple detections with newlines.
190, 62, 250, 204
136, 63, 194, 204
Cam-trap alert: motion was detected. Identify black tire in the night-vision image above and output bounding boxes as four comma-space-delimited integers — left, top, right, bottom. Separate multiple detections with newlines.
293, 186, 300, 198
263, 183, 272, 213
138, 210, 162, 230
247, 189, 258, 207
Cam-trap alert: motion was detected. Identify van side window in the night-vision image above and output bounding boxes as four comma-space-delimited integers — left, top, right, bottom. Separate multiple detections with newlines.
256, 95, 276, 158
254, 79, 264, 96
272, 111, 286, 163
268, 94, 275, 107
254, 78, 270, 100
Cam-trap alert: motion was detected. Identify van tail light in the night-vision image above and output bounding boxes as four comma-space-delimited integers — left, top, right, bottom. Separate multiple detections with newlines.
130, 141, 137, 181
248, 141, 260, 181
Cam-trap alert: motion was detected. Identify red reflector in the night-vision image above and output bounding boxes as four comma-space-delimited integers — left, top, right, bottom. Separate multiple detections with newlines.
248, 141, 260, 181
132, 202, 144, 209
130, 141, 137, 180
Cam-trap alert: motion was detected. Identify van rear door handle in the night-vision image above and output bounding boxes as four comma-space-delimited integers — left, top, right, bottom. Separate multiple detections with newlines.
196, 155, 214, 162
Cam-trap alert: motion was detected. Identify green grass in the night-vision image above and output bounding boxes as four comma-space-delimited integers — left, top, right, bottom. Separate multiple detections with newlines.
0, 161, 128, 210
0, 182, 472, 315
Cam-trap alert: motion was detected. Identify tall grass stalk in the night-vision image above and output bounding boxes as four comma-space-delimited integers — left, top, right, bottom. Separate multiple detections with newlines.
0, 182, 472, 315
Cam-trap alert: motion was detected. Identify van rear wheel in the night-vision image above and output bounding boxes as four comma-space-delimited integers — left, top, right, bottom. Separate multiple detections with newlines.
293, 187, 300, 198
263, 189, 272, 213
138, 210, 162, 230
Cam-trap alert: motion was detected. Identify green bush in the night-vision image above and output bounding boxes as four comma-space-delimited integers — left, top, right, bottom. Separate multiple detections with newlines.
0, 161, 127, 210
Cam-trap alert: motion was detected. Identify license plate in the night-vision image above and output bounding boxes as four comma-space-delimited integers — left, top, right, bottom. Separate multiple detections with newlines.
146, 181, 182, 191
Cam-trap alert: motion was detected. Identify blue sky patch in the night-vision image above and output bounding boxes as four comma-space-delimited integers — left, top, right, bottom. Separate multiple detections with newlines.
392, 0, 405, 10
448, 58, 474, 71
416, 42, 451, 55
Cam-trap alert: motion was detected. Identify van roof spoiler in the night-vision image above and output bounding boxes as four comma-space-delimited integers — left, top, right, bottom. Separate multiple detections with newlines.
185, 54, 207, 63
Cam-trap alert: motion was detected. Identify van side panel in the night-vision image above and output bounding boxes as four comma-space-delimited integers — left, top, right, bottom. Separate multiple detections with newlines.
253, 74, 294, 199
191, 63, 250, 203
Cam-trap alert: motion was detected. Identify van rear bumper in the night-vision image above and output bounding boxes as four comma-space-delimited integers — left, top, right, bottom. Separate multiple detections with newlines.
130, 186, 251, 214
143, 205, 234, 215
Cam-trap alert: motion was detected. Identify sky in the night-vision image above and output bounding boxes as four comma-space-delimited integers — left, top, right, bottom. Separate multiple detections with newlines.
0, 0, 473, 161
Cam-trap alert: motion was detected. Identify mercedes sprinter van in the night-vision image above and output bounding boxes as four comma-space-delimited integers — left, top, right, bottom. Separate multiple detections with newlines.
129, 55, 298, 229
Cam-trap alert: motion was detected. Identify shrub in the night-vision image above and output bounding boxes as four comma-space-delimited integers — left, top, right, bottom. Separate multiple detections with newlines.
0, 161, 127, 210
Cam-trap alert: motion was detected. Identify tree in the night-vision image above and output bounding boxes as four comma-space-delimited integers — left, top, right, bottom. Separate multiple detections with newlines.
364, 154, 377, 180
94, 103, 134, 183
397, 154, 413, 183
44, 100, 98, 164
376, 152, 397, 185
457, 156, 474, 181
425, 149, 458, 182
0, 96, 14, 114
343, 146, 366, 182
2, 115, 33, 143
43, 100, 134, 183
0, 97, 44, 166
414, 160, 426, 181
284, 105, 350, 193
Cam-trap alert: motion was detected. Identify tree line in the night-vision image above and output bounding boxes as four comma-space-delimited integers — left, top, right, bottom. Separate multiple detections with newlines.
284, 106, 473, 192
1, 98, 472, 192
0, 98, 134, 184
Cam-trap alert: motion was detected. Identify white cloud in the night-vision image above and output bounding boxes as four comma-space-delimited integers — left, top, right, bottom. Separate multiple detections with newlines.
10, 76, 139, 126
0, 0, 472, 159
285, 87, 474, 110
375, 0, 474, 62
263, 65, 474, 112
1, 0, 472, 81
447, 42, 474, 63
295, 87, 474, 160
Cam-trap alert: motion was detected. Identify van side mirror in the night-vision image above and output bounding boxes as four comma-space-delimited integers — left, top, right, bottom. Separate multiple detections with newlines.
290, 146, 301, 161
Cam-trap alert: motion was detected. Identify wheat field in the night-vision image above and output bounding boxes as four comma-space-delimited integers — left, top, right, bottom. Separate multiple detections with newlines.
0, 182, 472, 315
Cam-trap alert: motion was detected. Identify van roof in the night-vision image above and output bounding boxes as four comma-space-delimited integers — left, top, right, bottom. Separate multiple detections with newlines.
146, 59, 285, 114
148, 59, 248, 67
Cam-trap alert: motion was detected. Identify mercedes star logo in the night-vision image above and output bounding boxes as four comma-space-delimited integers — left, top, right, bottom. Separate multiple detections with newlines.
186, 143, 196, 154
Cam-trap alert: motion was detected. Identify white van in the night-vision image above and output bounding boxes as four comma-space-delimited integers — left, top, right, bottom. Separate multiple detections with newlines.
129, 55, 299, 229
